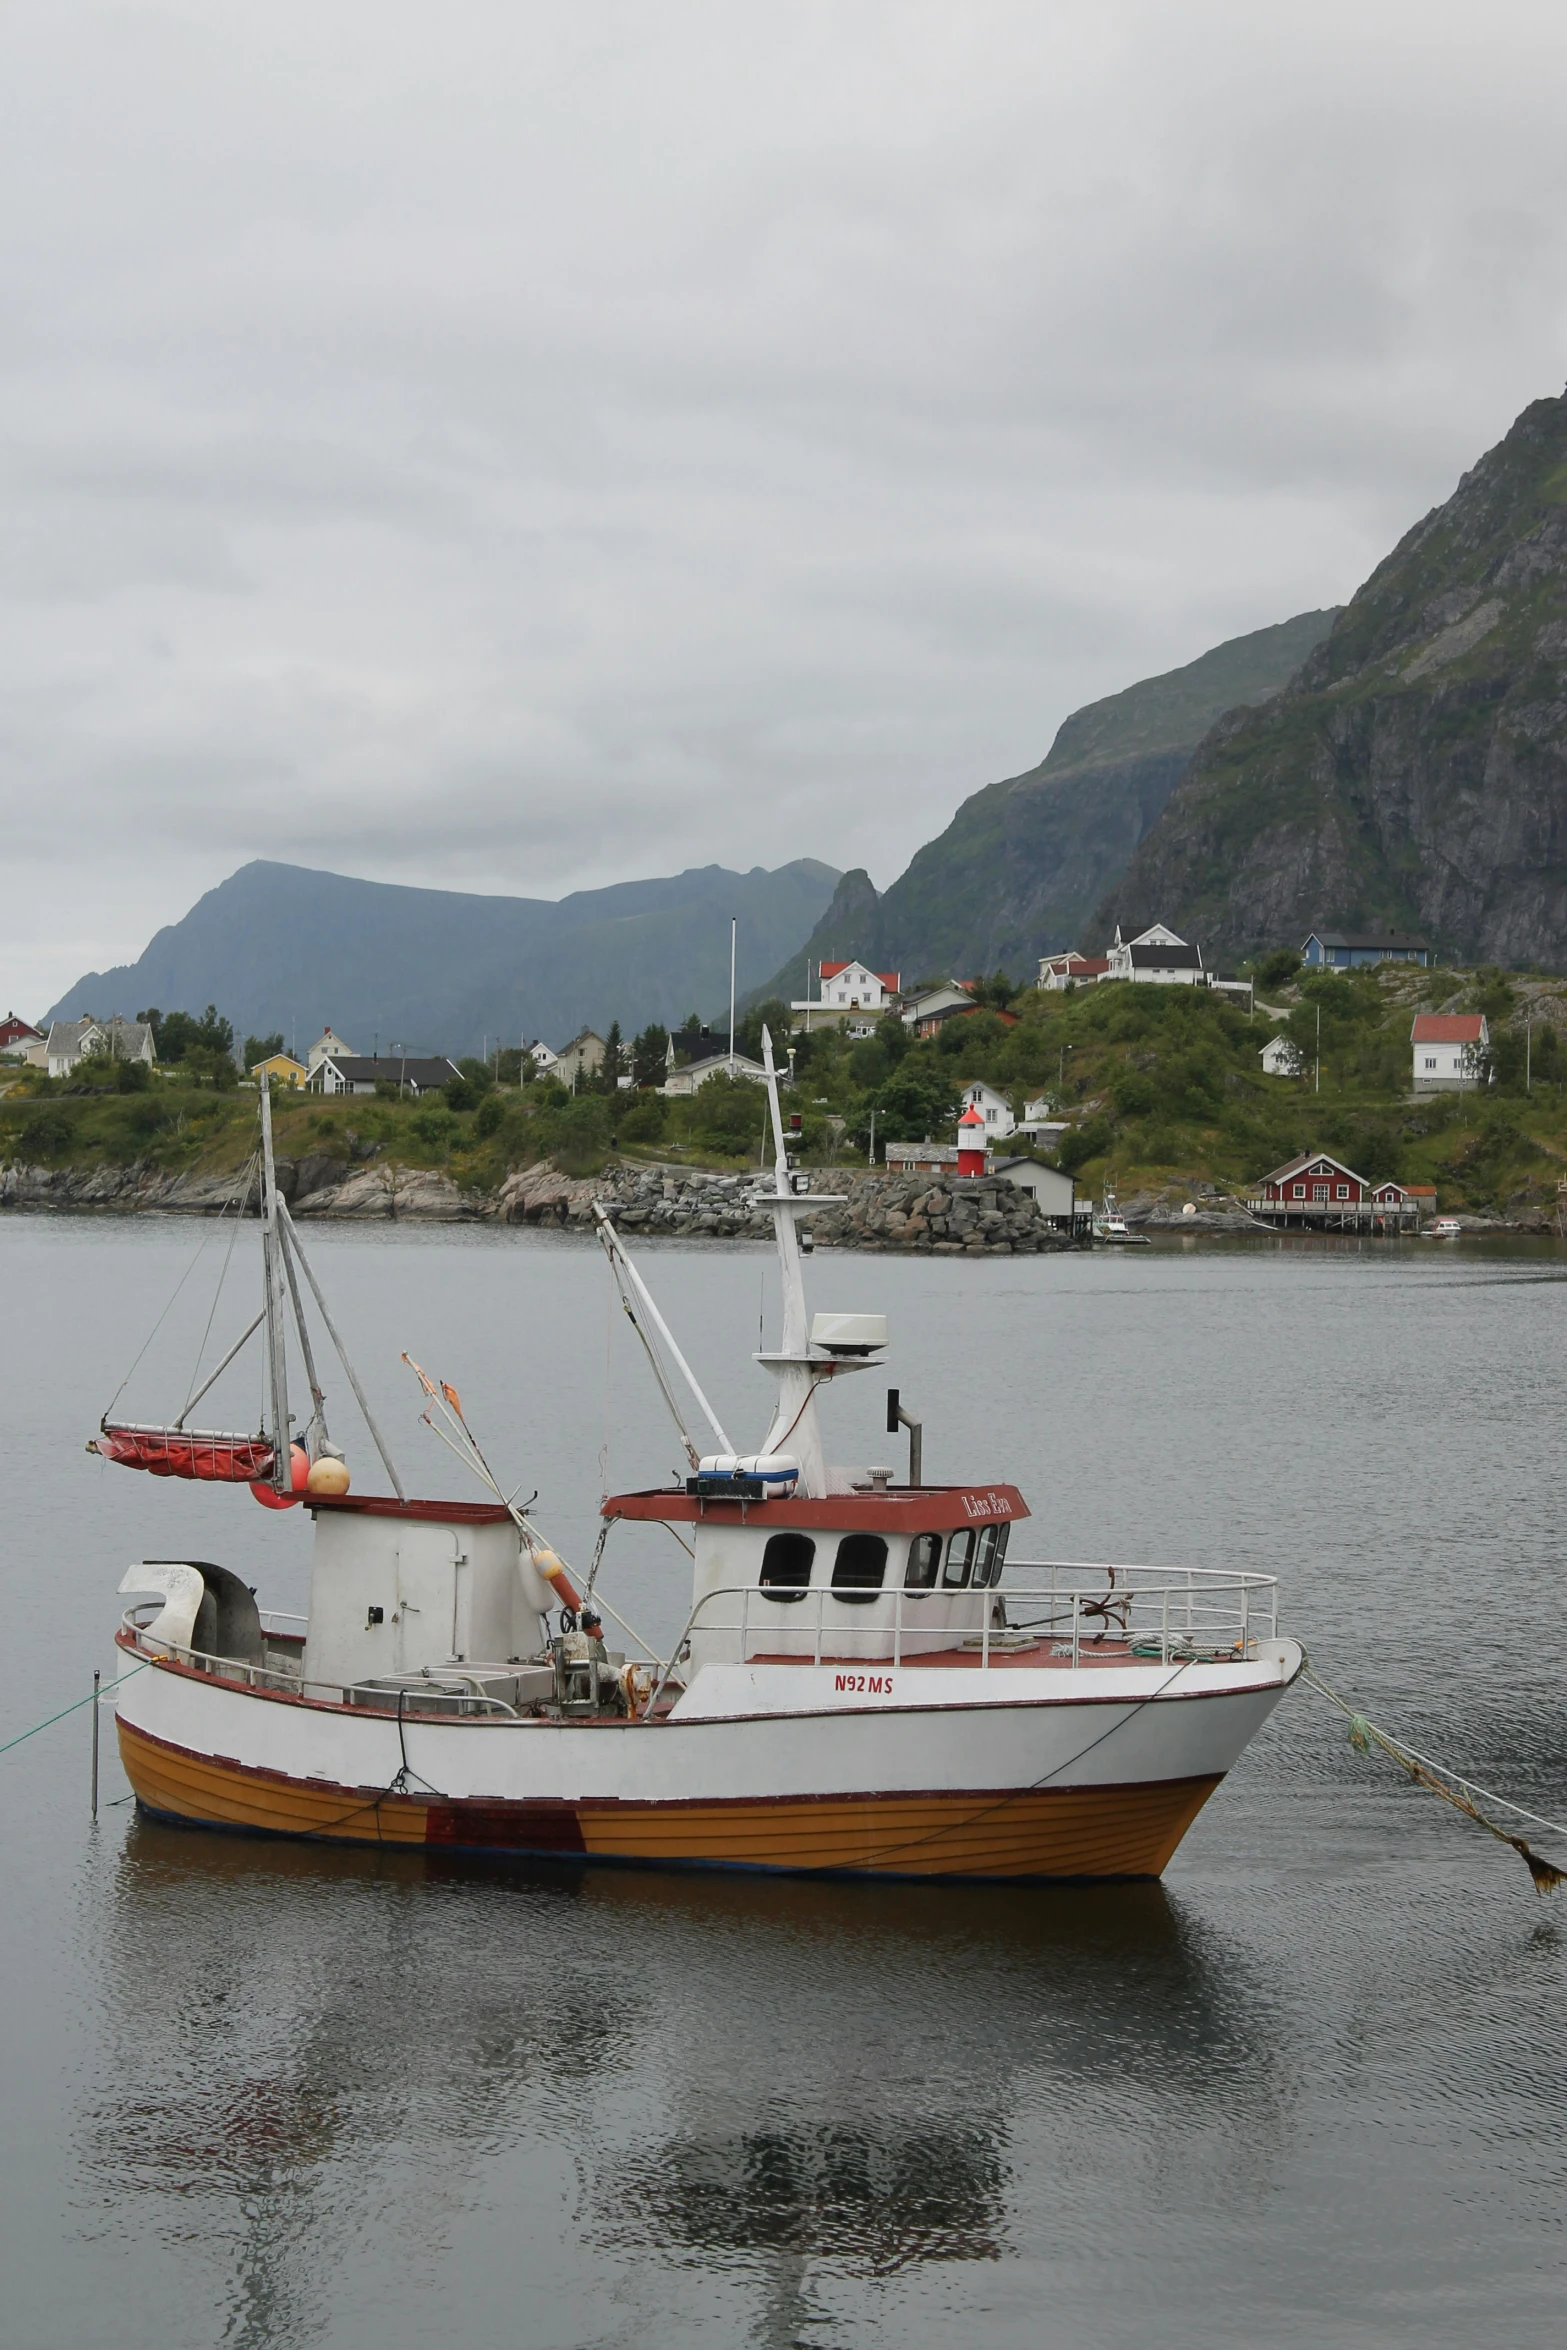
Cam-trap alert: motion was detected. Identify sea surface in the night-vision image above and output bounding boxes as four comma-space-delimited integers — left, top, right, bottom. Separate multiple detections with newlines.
1, 1214, 1564, 2349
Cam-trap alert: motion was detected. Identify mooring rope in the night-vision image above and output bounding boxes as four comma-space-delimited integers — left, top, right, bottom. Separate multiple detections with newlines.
1302, 1661, 1567, 1893
0, 1662, 149, 1758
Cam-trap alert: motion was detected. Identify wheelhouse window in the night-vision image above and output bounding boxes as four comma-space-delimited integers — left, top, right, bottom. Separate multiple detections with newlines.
904, 1533, 941, 1591
832, 1533, 888, 1605
973, 1523, 1010, 1587
942, 1529, 975, 1588
759, 1531, 815, 1604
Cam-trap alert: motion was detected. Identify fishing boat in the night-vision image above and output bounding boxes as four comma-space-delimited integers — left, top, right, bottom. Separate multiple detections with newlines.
105, 1048, 1300, 1881
1427, 1217, 1463, 1239
1093, 1185, 1151, 1247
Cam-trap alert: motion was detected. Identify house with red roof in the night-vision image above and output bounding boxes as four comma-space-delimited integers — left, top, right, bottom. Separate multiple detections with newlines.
791, 958, 901, 1035
1410, 1012, 1489, 1092
1248, 1150, 1422, 1229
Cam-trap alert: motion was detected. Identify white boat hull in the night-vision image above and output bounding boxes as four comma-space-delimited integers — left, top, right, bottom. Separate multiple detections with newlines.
114, 1637, 1301, 1880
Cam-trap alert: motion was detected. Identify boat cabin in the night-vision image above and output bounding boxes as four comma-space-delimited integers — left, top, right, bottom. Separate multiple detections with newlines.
606, 1483, 1028, 1667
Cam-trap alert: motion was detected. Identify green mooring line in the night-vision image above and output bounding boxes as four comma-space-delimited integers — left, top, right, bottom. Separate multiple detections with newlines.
0, 1662, 149, 1758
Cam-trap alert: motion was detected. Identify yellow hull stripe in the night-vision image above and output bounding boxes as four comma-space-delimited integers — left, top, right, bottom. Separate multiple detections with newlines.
117, 1716, 1221, 1879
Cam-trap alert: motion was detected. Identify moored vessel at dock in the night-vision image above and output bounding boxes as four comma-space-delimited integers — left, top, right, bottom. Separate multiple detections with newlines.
107, 1043, 1299, 1881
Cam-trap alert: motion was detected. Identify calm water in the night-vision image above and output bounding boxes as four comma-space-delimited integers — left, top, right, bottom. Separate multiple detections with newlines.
1, 1215, 1564, 2349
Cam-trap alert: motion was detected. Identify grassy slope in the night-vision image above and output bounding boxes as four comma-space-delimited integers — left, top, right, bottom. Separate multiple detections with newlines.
8, 958, 1567, 1216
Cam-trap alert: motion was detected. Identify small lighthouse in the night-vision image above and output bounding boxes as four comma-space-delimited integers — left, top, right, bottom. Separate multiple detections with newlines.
956, 1102, 988, 1179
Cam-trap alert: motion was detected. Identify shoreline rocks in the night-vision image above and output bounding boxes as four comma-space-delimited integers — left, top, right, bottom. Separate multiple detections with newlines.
0, 1153, 1073, 1252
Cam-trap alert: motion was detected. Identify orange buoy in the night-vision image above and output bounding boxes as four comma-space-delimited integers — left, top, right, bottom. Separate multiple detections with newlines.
530, 1544, 583, 1613
251, 1443, 309, 1509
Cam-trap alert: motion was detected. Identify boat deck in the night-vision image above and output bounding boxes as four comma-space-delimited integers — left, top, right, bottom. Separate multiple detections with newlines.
748, 1637, 1213, 1671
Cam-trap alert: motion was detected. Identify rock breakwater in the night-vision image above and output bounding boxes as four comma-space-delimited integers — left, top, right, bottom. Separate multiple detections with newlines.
0, 1152, 1072, 1251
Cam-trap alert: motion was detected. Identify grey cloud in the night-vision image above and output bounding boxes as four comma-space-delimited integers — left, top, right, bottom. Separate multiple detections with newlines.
4, 1, 1567, 1010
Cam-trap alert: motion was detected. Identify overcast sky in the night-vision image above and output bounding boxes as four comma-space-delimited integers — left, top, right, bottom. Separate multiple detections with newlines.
5, 1, 1567, 1013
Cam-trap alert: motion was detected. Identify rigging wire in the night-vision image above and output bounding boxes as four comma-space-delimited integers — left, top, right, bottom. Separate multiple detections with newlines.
181, 1152, 258, 1419
101, 1181, 249, 1423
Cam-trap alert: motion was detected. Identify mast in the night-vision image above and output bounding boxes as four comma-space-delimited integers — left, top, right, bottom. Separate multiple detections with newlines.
753, 1025, 845, 1498
258, 1082, 292, 1491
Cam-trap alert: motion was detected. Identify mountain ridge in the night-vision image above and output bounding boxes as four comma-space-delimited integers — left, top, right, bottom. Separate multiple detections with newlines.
45, 857, 841, 1054
1099, 388, 1567, 965
753, 608, 1339, 998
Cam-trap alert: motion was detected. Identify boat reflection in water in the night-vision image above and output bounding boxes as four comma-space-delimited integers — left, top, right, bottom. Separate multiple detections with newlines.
81, 1817, 1294, 2342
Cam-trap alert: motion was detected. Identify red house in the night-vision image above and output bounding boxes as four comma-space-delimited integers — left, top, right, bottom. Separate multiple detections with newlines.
0, 1013, 43, 1056
1256, 1150, 1368, 1208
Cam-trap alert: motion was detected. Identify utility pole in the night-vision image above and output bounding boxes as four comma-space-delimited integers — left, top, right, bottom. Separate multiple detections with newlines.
1527, 1018, 1533, 1094
1315, 1002, 1321, 1096
728, 918, 737, 1072
867, 1108, 877, 1167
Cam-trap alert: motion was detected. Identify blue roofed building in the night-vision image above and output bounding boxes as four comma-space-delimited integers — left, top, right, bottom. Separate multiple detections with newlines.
1301, 929, 1430, 970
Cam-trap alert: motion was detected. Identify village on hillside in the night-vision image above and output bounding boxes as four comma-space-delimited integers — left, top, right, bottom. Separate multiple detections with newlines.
5, 916, 1567, 1233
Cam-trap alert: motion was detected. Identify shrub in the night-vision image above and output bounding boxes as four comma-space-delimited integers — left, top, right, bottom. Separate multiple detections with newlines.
411, 1106, 461, 1155
19, 1111, 71, 1157
115, 1059, 151, 1093
617, 1093, 667, 1144
474, 1091, 506, 1139
533, 1093, 611, 1175
1255, 946, 1303, 991
1111, 1068, 1155, 1118
1057, 1114, 1113, 1173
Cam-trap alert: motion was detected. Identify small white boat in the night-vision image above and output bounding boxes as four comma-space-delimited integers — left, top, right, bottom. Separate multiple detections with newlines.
1427, 1217, 1463, 1239
1093, 1186, 1151, 1246
104, 1048, 1299, 1883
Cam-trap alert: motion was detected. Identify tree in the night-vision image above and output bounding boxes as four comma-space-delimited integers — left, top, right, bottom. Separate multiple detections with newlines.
631, 1024, 669, 1088
602, 1021, 625, 1092
1254, 946, 1303, 992
155, 1005, 234, 1064
243, 1032, 285, 1070
735, 998, 792, 1061
866, 1063, 960, 1143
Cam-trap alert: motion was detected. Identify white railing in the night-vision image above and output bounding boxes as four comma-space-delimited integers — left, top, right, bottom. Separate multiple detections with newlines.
118, 1604, 523, 1718
123, 1563, 1280, 1727
640, 1563, 1280, 1714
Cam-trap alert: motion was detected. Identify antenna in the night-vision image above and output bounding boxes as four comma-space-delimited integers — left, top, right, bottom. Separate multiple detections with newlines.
728, 917, 737, 1071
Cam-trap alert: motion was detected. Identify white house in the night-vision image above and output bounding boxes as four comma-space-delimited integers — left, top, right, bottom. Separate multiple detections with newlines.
554, 1030, 606, 1088
791, 959, 901, 1033
527, 1040, 560, 1076
307, 1026, 355, 1071
662, 1051, 769, 1097
900, 982, 975, 1035
1037, 953, 1110, 991
1260, 1035, 1302, 1077
992, 1157, 1083, 1229
1410, 1012, 1489, 1092
45, 1016, 157, 1078
1014, 1099, 1068, 1148
1105, 922, 1205, 985
958, 1079, 1014, 1140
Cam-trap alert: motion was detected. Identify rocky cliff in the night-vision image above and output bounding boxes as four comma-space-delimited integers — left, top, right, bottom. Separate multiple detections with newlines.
753, 610, 1337, 995
1099, 389, 1567, 966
